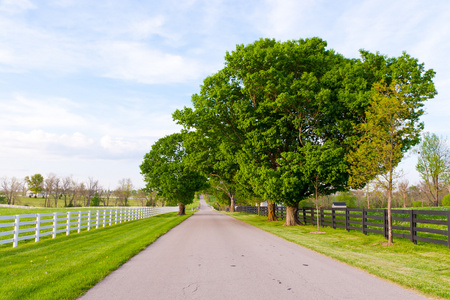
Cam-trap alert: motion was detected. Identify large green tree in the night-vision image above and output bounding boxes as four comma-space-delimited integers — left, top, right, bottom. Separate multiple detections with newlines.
140, 133, 208, 215
178, 38, 365, 225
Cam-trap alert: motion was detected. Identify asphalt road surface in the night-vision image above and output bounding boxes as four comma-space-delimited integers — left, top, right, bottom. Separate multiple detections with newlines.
80, 198, 428, 300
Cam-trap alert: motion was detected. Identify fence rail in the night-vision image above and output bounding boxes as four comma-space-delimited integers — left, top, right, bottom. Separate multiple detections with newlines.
0, 207, 178, 248
236, 206, 450, 248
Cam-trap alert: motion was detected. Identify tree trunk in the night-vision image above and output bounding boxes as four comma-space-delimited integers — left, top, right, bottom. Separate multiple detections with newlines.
387, 173, 393, 245
435, 187, 439, 207
267, 202, 277, 221
229, 195, 235, 212
177, 203, 186, 216
366, 183, 370, 209
283, 205, 301, 226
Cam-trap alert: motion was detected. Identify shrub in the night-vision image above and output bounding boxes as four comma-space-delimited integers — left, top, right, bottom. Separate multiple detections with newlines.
90, 193, 100, 206
443, 194, 450, 207
413, 200, 423, 207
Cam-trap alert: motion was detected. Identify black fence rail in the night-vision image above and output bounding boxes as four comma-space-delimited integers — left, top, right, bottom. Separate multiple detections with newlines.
235, 206, 450, 248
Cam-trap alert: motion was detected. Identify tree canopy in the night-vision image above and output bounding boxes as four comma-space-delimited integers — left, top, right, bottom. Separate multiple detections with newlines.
173, 37, 436, 225
140, 133, 208, 215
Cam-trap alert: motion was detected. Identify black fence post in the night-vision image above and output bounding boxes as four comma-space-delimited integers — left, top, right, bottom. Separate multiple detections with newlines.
302, 208, 307, 224
383, 209, 388, 240
345, 208, 349, 232
332, 208, 335, 229
311, 208, 314, 225
362, 208, 367, 235
410, 210, 417, 245
447, 211, 450, 249
320, 208, 323, 228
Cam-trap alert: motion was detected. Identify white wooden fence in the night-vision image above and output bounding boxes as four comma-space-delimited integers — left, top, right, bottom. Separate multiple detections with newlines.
0, 207, 178, 248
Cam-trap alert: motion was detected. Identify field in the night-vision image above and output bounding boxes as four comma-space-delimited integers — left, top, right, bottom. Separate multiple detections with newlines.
229, 212, 450, 300
3, 195, 152, 208
0, 211, 193, 300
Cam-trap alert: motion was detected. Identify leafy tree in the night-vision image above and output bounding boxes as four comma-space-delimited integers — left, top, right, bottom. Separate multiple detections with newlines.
25, 174, 44, 195
177, 38, 362, 224
174, 92, 245, 212
140, 133, 208, 215
347, 79, 436, 245
416, 133, 450, 206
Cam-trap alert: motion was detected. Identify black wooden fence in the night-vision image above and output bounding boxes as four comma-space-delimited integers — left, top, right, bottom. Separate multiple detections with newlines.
235, 206, 450, 248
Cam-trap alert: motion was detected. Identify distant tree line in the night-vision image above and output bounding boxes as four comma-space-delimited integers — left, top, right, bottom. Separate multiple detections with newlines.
0, 174, 162, 207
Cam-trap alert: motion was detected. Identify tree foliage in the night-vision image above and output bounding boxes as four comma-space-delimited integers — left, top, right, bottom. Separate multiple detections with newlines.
140, 133, 208, 215
347, 77, 436, 244
25, 174, 44, 194
416, 133, 450, 206
174, 37, 436, 226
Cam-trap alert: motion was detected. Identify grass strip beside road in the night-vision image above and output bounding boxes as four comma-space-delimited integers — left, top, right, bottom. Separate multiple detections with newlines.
228, 213, 450, 300
0, 212, 191, 300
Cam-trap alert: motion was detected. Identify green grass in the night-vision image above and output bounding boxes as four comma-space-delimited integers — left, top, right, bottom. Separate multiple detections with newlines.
0, 212, 192, 300
0, 207, 95, 216
228, 212, 450, 300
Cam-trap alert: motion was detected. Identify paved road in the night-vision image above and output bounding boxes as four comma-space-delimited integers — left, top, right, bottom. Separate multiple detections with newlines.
80, 199, 428, 300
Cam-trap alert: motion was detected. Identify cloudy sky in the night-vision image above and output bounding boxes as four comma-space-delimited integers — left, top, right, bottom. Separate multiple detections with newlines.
1, 0, 449, 189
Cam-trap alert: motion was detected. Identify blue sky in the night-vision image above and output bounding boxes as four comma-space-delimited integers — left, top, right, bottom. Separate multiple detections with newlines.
1, 0, 449, 189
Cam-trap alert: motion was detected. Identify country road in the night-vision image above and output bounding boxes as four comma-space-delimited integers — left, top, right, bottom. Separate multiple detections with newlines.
80, 198, 428, 300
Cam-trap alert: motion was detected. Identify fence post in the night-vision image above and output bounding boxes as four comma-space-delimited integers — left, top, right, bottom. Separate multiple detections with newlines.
115, 209, 118, 224
411, 210, 417, 245
447, 211, 450, 249
52, 213, 57, 238
78, 211, 81, 233
320, 208, 323, 227
345, 208, 349, 232
103, 210, 106, 227
66, 212, 71, 236
362, 209, 367, 235
96, 210, 99, 229
383, 209, 388, 240
35, 214, 41, 242
87, 211, 91, 231
311, 208, 315, 226
13, 215, 20, 248
302, 208, 307, 224
332, 209, 335, 229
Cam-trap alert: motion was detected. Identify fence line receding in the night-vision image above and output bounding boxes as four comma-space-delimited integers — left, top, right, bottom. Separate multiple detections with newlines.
236, 206, 450, 248
0, 207, 178, 248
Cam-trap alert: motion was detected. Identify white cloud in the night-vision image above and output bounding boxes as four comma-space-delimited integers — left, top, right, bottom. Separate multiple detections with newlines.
100, 135, 150, 154
253, 0, 319, 40
128, 16, 166, 40
0, 130, 94, 153
0, 95, 88, 130
0, 0, 36, 13
97, 41, 204, 84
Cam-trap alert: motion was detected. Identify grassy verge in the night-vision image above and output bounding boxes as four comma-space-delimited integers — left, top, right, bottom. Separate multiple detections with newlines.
228, 212, 450, 299
0, 212, 191, 300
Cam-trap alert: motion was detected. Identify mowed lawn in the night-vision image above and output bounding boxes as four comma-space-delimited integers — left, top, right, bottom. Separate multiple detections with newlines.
229, 213, 450, 300
0, 212, 191, 300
